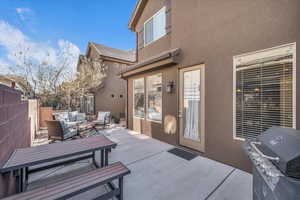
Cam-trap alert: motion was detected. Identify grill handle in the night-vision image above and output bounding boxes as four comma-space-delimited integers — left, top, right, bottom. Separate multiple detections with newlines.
250, 141, 280, 162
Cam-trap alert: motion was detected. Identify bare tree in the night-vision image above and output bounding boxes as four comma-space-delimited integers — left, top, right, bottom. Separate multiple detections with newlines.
77, 55, 107, 91
57, 55, 108, 110
3, 41, 108, 111
6, 41, 79, 108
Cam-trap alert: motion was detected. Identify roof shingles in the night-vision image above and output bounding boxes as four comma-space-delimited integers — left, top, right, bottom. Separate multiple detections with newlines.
91, 42, 136, 63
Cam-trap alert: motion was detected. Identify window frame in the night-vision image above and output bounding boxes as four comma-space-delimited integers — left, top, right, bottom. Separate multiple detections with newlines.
146, 73, 163, 123
233, 43, 296, 141
133, 77, 145, 119
143, 7, 166, 47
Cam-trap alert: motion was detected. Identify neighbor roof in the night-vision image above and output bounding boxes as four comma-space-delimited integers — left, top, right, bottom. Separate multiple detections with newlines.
128, 0, 148, 31
0, 74, 33, 95
90, 42, 136, 63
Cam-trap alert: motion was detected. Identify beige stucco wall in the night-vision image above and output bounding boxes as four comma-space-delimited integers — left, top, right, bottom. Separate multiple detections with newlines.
94, 60, 128, 118
135, 0, 171, 62
28, 99, 39, 145
82, 44, 133, 120
126, 0, 300, 172
127, 65, 178, 146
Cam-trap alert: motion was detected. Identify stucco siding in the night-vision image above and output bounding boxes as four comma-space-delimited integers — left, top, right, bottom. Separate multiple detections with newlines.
94, 61, 127, 118
136, 0, 171, 62
172, 0, 300, 171
126, 0, 300, 172
127, 65, 178, 146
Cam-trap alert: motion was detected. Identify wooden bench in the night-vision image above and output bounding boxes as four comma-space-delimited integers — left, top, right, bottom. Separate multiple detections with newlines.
3, 162, 130, 200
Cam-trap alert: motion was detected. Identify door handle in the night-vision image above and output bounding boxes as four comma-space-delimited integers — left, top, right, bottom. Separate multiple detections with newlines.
178, 111, 183, 118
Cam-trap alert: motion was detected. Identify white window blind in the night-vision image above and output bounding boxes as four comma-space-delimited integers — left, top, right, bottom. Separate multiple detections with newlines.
144, 19, 154, 45
153, 8, 166, 40
144, 7, 166, 46
234, 45, 295, 140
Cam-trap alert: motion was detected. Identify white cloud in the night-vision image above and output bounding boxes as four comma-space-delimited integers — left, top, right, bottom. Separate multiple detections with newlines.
0, 20, 28, 51
0, 20, 80, 80
0, 20, 48, 65
0, 59, 10, 74
16, 7, 33, 21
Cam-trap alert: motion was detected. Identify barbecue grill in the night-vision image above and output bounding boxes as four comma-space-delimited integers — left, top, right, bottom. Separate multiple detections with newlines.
243, 126, 300, 200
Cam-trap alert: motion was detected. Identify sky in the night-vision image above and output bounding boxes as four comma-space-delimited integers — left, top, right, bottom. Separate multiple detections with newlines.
0, 0, 137, 74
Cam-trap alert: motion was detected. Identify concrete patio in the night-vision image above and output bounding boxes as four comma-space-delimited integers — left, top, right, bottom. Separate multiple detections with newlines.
29, 127, 252, 200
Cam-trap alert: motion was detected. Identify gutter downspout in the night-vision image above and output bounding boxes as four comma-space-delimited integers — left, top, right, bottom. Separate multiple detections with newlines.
136, 32, 138, 62
126, 79, 129, 128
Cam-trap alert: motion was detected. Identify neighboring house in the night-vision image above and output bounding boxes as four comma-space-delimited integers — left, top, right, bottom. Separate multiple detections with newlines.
77, 42, 136, 119
0, 74, 34, 99
121, 0, 299, 171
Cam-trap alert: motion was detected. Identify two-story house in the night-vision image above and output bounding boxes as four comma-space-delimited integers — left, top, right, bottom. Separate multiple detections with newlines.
121, 0, 300, 171
78, 42, 136, 119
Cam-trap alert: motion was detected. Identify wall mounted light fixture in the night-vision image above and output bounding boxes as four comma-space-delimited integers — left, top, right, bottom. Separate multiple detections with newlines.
166, 81, 175, 93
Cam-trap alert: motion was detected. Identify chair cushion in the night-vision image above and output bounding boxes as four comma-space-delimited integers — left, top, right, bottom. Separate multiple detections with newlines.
59, 121, 78, 131
54, 112, 69, 121
68, 111, 79, 122
93, 120, 105, 125
64, 128, 78, 139
97, 112, 107, 121
76, 113, 86, 122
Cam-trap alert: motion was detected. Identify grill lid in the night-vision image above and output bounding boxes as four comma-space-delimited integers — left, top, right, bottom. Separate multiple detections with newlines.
257, 126, 300, 178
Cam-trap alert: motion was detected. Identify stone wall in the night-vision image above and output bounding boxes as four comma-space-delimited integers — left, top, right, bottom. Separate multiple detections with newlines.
0, 84, 31, 198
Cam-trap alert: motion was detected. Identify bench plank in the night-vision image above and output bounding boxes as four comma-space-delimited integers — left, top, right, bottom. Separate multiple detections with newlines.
3, 162, 130, 200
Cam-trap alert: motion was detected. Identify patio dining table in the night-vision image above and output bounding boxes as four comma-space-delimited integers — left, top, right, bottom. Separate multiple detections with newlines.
0, 135, 117, 193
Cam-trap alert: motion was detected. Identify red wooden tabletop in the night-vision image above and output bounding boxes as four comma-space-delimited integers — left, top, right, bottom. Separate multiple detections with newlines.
0, 135, 116, 172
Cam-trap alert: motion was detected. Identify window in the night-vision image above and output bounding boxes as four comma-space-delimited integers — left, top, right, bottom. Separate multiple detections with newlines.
234, 44, 296, 140
133, 78, 145, 118
144, 7, 166, 46
80, 94, 94, 115
147, 74, 162, 121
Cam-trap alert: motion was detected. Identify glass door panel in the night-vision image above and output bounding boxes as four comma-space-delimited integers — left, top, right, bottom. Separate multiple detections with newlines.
179, 65, 205, 152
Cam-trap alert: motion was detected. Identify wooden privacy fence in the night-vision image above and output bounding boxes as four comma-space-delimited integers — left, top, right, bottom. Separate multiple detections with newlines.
39, 107, 65, 129
0, 84, 31, 198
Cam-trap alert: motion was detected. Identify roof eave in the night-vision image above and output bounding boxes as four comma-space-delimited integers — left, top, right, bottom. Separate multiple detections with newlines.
89, 42, 103, 56
121, 48, 180, 78
101, 55, 136, 65
128, 0, 147, 31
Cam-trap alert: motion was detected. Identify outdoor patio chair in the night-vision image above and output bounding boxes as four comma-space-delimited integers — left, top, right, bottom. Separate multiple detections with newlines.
52, 111, 69, 121
46, 120, 78, 142
93, 111, 111, 129
53, 111, 87, 125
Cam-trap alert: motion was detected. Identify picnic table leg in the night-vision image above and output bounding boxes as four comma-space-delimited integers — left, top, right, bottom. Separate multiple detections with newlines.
13, 169, 21, 193
117, 177, 124, 200
24, 167, 29, 190
20, 168, 24, 192
92, 151, 99, 168
101, 150, 104, 167
105, 149, 109, 166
